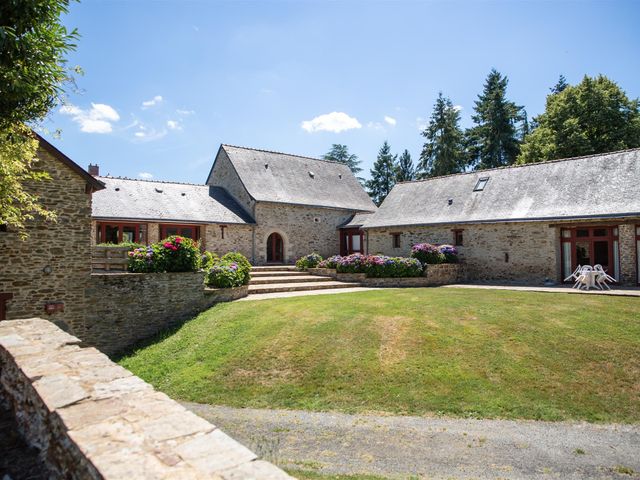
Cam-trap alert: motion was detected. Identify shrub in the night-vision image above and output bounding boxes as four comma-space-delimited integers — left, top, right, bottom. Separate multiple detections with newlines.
296, 253, 323, 270
438, 244, 459, 263
200, 251, 219, 271
364, 256, 423, 278
220, 252, 252, 285
411, 243, 445, 265
127, 245, 159, 273
336, 253, 367, 273
128, 236, 201, 273
318, 255, 341, 269
97, 241, 143, 250
205, 261, 245, 288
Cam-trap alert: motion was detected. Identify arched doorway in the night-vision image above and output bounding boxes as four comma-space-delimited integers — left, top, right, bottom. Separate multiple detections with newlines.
266, 232, 284, 263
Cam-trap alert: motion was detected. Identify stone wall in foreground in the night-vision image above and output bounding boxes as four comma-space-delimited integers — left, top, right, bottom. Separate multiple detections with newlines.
85, 272, 247, 356
0, 318, 290, 480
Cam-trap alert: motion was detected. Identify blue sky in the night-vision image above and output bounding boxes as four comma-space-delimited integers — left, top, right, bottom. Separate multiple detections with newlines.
43, 0, 640, 183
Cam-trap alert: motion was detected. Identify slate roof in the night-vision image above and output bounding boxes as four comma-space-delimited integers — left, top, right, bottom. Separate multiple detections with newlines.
212, 145, 376, 212
363, 148, 640, 229
339, 212, 375, 228
92, 177, 254, 224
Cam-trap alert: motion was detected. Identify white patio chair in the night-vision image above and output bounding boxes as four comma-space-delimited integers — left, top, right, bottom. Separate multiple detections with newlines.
594, 264, 616, 290
564, 265, 582, 284
575, 265, 597, 290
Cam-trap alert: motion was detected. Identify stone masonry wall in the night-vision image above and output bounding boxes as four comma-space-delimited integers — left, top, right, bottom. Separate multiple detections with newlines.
85, 272, 244, 356
0, 318, 290, 480
254, 203, 354, 264
618, 224, 638, 285
366, 222, 560, 283
0, 148, 93, 337
207, 149, 256, 215
203, 223, 254, 259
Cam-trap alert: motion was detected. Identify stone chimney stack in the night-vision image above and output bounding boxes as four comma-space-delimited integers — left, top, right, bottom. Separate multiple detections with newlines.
88, 164, 100, 176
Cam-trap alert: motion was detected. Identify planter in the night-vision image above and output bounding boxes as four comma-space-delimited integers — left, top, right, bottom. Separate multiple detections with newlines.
336, 272, 367, 283
308, 267, 337, 278
361, 277, 430, 288
423, 263, 465, 285
204, 285, 249, 302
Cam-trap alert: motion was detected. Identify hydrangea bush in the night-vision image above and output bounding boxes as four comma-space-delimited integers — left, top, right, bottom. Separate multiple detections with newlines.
127, 236, 200, 273
332, 254, 422, 277
127, 245, 159, 273
410, 243, 459, 265
335, 253, 367, 273
438, 244, 459, 263
295, 253, 323, 270
205, 252, 252, 288
318, 255, 341, 269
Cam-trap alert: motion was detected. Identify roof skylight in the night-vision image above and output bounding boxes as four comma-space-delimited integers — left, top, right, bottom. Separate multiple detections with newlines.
473, 177, 489, 192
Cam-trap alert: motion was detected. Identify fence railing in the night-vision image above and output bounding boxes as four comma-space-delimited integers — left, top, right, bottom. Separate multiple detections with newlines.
92, 246, 130, 272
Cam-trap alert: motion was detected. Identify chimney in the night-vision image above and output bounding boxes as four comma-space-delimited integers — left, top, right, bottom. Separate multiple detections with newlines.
88, 164, 100, 176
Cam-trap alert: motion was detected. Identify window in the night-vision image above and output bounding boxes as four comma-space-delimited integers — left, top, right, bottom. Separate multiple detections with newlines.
96, 223, 144, 244
473, 177, 489, 191
560, 226, 619, 281
0, 293, 13, 321
392, 233, 401, 249
452, 229, 464, 246
160, 224, 200, 241
220, 225, 227, 239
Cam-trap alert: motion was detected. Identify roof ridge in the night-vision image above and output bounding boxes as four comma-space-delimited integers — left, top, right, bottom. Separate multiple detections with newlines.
98, 175, 207, 187
397, 147, 640, 186
221, 144, 347, 166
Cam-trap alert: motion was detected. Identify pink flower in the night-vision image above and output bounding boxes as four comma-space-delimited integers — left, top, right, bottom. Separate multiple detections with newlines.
164, 242, 173, 249
175, 237, 183, 244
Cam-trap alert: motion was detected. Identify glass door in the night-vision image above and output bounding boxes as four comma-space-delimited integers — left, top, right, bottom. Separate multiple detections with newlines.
560, 226, 619, 281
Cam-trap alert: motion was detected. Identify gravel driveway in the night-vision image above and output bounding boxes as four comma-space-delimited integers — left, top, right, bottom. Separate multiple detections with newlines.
184, 403, 639, 479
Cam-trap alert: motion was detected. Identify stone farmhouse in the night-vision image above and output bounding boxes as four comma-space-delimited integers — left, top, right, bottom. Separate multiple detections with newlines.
0, 134, 105, 330
362, 149, 640, 286
91, 145, 377, 264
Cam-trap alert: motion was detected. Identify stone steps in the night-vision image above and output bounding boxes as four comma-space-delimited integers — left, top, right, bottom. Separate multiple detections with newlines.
251, 265, 297, 272
249, 275, 333, 285
247, 281, 360, 294
250, 270, 307, 278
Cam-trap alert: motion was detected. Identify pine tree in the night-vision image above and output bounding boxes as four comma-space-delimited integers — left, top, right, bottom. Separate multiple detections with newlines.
417, 92, 467, 178
395, 149, 415, 182
550, 74, 568, 94
322, 144, 363, 182
366, 141, 397, 205
466, 69, 524, 170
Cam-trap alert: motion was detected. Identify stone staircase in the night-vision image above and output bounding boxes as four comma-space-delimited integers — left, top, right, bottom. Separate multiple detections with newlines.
248, 265, 360, 294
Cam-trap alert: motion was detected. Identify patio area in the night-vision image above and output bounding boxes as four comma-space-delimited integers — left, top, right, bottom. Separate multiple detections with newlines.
444, 283, 640, 297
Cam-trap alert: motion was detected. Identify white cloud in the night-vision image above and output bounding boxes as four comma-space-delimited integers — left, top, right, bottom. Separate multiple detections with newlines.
141, 95, 163, 108
176, 109, 195, 116
166, 120, 182, 130
453, 105, 463, 112
59, 103, 120, 134
133, 127, 167, 142
366, 121, 385, 131
301, 112, 362, 133
384, 115, 397, 126
139, 172, 154, 180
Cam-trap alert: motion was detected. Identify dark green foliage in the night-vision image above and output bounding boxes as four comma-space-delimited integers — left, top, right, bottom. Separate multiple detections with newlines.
518, 75, 640, 163
97, 241, 144, 250
418, 92, 467, 178
550, 74, 568, 95
200, 251, 219, 271
0, 0, 79, 127
127, 236, 200, 273
205, 252, 252, 288
366, 141, 397, 205
467, 69, 524, 169
395, 149, 415, 182
363, 256, 423, 278
295, 253, 323, 271
323, 144, 363, 182
220, 252, 252, 285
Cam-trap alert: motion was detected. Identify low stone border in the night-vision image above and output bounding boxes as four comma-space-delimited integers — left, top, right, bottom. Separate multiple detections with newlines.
204, 285, 249, 302
336, 272, 367, 282
423, 263, 466, 285
308, 267, 337, 278
0, 318, 291, 480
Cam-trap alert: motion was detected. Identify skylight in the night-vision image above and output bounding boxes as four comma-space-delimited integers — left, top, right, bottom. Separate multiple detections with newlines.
474, 177, 489, 191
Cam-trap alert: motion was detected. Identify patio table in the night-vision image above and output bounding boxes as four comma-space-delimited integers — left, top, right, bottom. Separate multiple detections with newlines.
578, 270, 599, 290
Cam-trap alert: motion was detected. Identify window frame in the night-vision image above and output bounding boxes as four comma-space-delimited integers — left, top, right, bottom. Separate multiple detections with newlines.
96, 222, 144, 244
452, 229, 464, 246
560, 225, 619, 282
391, 232, 401, 249
159, 224, 201, 242
473, 177, 489, 192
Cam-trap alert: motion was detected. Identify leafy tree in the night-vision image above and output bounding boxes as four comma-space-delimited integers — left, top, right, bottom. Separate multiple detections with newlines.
518, 75, 640, 163
467, 69, 524, 169
323, 144, 364, 182
395, 149, 415, 182
366, 141, 397, 205
550, 74, 568, 95
1, 0, 79, 126
0, 0, 78, 234
418, 92, 467, 178
0, 124, 56, 237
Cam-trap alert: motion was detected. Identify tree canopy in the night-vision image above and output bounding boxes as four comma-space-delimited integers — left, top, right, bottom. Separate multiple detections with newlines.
518, 75, 640, 163
418, 92, 467, 178
467, 69, 524, 169
366, 141, 397, 206
323, 144, 364, 183
395, 149, 415, 182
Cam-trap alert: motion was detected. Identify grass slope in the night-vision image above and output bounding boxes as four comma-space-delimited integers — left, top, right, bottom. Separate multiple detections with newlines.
119, 288, 640, 423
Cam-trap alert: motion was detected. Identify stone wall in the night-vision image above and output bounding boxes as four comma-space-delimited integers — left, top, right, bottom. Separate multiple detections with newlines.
207, 149, 256, 214
253, 203, 353, 264
0, 147, 93, 337
85, 272, 246, 356
203, 223, 254, 258
366, 222, 559, 284
0, 318, 290, 480
618, 224, 638, 285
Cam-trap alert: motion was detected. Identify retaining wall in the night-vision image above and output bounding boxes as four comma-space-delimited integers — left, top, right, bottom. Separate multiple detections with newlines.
0, 318, 289, 479
85, 272, 247, 356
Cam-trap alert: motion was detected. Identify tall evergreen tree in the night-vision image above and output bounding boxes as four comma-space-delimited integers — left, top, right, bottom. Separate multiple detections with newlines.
395, 149, 415, 182
518, 75, 640, 163
366, 141, 397, 205
466, 69, 524, 170
322, 144, 363, 182
417, 92, 467, 178
550, 74, 568, 94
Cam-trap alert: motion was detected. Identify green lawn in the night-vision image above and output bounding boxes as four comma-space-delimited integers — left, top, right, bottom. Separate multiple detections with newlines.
119, 288, 640, 423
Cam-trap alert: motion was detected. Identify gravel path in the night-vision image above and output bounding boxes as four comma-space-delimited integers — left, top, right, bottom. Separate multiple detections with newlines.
184, 403, 640, 479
